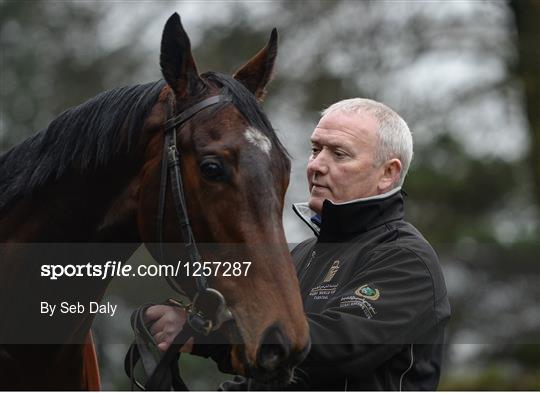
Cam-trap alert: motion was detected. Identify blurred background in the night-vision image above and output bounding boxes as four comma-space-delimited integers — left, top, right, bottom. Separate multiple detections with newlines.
1, 0, 539, 389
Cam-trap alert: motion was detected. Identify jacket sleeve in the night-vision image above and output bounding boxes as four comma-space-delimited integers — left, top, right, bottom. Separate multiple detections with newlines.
190, 332, 236, 374
302, 246, 441, 376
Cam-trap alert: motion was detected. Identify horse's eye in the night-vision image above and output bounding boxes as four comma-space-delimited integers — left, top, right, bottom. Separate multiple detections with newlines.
200, 158, 225, 180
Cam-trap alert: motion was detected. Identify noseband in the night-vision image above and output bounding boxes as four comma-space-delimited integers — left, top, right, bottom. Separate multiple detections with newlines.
157, 93, 234, 334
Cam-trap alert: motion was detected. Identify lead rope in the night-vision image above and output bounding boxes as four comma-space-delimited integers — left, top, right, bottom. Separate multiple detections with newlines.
125, 300, 196, 391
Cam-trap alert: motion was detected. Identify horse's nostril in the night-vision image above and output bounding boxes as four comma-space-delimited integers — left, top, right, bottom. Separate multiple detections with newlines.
257, 324, 290, 372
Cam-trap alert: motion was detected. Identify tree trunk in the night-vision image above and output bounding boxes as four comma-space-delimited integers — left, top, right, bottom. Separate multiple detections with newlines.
510, 0, 540, 207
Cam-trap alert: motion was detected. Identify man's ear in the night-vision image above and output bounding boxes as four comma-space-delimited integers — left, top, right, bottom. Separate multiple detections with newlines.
233, 28, 278, 101
378, 159, 402, 192
160, 13, 204, 98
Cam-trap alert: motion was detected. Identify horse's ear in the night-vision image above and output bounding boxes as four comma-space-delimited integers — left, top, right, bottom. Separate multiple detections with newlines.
160, 13, 204, 97
233, 28, 278, 102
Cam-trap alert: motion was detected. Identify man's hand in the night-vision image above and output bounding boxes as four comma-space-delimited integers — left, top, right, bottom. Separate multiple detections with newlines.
143, 305, 194, 353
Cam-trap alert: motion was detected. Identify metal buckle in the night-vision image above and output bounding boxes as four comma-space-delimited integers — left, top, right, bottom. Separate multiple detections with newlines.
189, 288, 233, 335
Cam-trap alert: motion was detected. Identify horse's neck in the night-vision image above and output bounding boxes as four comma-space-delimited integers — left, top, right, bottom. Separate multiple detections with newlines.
0, 160, 142, 243
0, 159, 143, 348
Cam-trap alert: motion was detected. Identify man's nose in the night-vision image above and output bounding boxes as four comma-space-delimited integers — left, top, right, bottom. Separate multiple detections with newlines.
307, 151, 329, 175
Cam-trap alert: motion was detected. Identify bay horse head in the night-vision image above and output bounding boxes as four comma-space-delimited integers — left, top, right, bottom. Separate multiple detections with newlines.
0, 13, 309, 388
136, 14, 309, 382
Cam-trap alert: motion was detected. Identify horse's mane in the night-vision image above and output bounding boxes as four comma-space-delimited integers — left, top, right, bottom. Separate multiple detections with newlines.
0, 80, 166, 212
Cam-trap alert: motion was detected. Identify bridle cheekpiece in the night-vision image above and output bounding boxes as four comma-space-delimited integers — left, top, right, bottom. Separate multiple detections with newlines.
157, 93, 234, 334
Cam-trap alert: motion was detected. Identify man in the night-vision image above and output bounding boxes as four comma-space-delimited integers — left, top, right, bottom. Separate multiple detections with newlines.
145, 98, 451, 390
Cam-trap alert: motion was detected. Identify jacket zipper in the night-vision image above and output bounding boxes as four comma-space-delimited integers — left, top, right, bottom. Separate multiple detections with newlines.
298, 249, 317, 288
306, 250, 316, 270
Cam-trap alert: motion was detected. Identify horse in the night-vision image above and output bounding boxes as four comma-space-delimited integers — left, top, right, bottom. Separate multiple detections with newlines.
0, 13, 310, 390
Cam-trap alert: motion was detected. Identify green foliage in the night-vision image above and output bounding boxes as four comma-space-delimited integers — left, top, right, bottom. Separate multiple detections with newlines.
0, 1, 149, 149
440, 366, 540, 390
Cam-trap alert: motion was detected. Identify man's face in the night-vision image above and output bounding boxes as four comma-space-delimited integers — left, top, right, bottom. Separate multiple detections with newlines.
307, 110, 385, 214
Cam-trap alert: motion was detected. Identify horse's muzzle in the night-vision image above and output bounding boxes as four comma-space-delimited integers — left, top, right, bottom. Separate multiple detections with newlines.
248, 323, 311, 384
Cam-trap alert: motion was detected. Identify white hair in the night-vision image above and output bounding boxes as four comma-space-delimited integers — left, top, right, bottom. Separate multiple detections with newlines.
321, 98, 413, 187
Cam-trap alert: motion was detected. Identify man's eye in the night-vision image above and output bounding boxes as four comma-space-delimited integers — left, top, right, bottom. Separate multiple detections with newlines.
311, 147, 320, 155
334, 151, 346, 159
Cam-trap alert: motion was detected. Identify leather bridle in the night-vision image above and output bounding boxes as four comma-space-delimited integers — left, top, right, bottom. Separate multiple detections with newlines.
125, 93, 238, 391
157, 93, 234, 334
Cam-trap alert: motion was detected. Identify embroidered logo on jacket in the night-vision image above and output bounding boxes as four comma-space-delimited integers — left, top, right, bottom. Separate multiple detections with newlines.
322, 260, 340, 283
309, 283, 339, 300
355, 284, 380, 301
339, 295, 377, 319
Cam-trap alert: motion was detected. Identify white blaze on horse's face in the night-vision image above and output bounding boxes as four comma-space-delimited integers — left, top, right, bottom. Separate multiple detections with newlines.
244, 127, 272, 156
